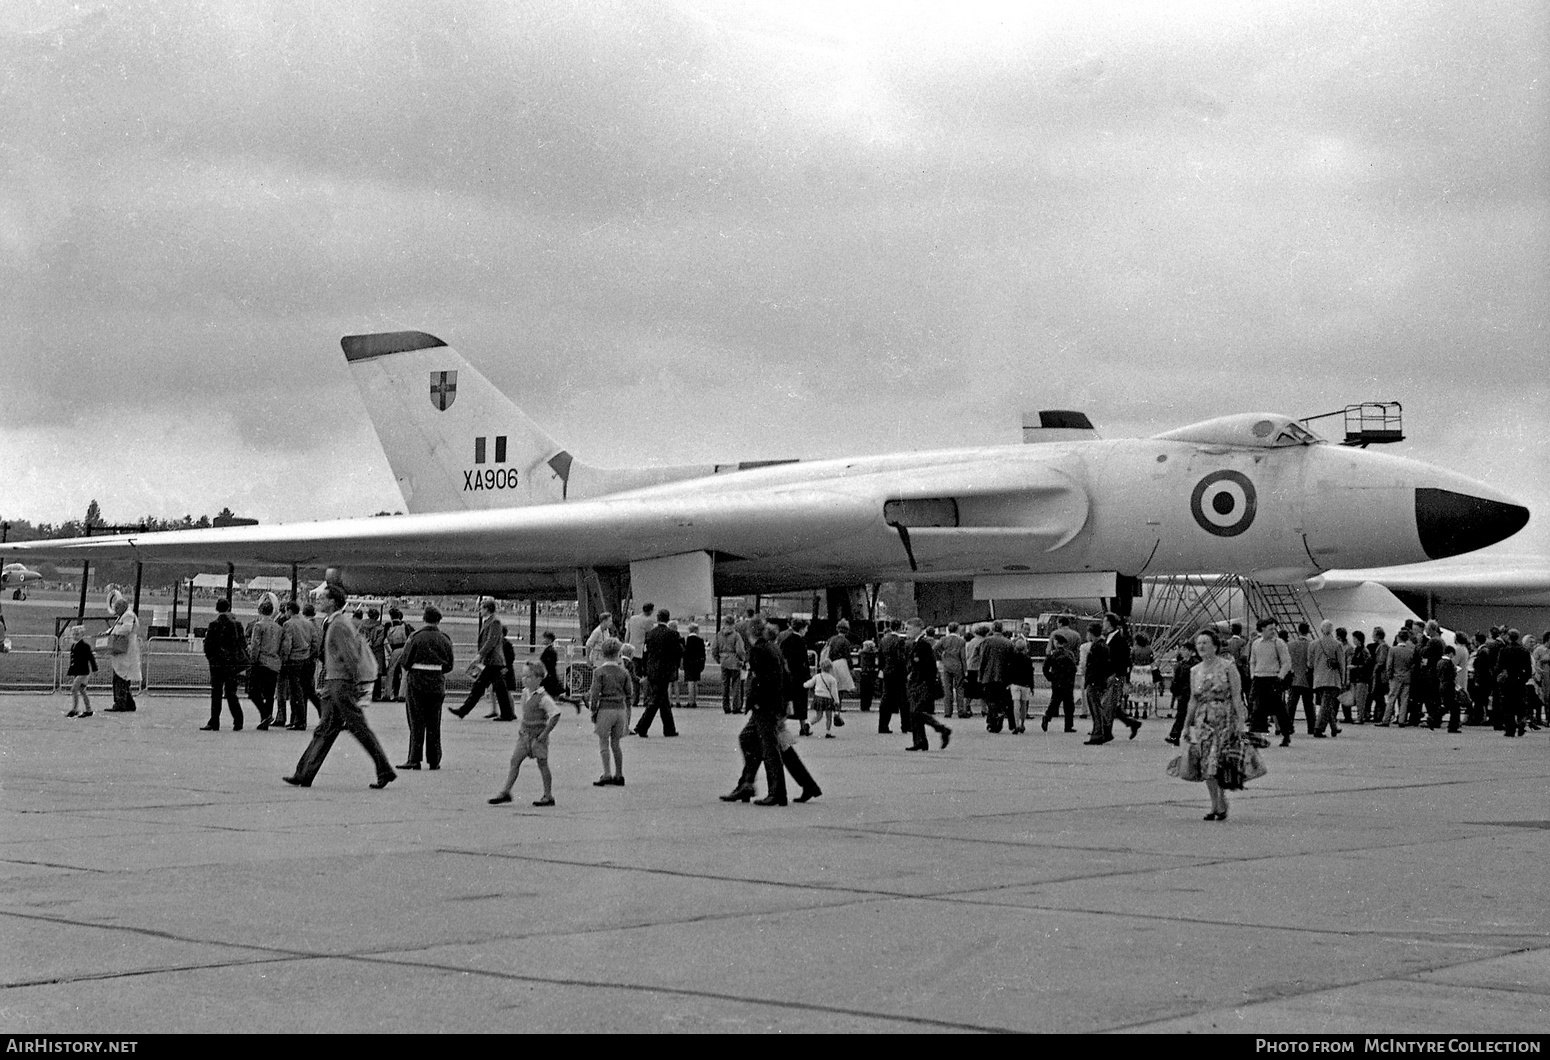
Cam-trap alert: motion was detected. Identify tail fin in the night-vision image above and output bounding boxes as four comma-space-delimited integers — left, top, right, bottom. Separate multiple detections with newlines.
343, 332, 715, 512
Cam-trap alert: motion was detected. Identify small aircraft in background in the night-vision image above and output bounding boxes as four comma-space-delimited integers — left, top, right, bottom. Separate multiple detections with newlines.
1, 563, 42, 600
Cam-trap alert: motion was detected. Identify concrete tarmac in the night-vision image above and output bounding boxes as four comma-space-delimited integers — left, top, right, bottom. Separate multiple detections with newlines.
1, 694, 1546, 1034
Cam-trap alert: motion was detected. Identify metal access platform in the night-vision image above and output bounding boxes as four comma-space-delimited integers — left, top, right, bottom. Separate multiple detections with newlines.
1300, 402, 1404, 447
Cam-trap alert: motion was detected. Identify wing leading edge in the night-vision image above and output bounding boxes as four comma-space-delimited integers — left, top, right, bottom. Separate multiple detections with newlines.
1, 456, 1091, 589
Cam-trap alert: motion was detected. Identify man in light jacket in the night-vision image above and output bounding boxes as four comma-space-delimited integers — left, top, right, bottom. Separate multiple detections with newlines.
1249, 618, 1293, 746
285, 584, 396, 789
1310, 619, 1344, 737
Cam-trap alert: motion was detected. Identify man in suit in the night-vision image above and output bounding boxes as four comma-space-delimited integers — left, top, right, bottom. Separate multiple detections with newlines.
279, 601, 320, 730
1082, 623, 1113, 744
1496, 629, 1533, 737
721, 619, 820, 806
1286, 622, 1316, 734
1041, 635, 1078, 732
285, 584, 396, 790
635, 608, 683, 737
976, 622, 1015, 733
200, 597, 244, 730
877, 619, 910, 734
935, 623, 968, 719
448, 598, 514, 721
905, 618, 951, 751
778, 617, 813, 736
1101, 612, 1142, 740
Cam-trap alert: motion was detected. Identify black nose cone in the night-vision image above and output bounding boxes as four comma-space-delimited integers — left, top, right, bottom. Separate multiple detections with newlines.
1416, 488, 1531, 560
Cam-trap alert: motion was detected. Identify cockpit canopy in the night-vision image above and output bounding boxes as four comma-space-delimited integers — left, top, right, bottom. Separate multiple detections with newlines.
1151, 413, 1325, 449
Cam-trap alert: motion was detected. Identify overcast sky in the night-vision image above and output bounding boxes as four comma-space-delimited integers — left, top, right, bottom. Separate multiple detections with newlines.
3, 0, 1546, 557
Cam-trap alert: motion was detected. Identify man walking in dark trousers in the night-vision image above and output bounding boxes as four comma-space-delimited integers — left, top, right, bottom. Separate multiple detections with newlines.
635, 609, 683, 737
201, 598, 245, 731
905, 618, 951, 751
721, 619, 820, 805
398, 605, 454, 770
1249, 618, 1293, 746
1042, 636, 1078, 732
1083, 624, 1112, 744
448, 599, 514, 721
878, 619, 910, 734
976, 622, 1014, 733
778, 617, 813, 737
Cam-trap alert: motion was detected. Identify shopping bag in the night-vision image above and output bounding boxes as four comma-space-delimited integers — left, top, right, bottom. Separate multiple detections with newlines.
774, 719, 797, 751
1166, 743, 1203, 782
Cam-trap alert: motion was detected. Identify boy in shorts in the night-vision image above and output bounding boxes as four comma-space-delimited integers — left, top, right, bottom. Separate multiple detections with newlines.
489, 661, 562, 807
65, 626, 98, 717
588, 637, 633, 785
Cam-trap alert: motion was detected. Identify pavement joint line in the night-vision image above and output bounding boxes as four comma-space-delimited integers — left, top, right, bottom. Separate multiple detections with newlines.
435, 846, 915, 901
2, 954, 315, 992
0, 909, 328, 989
1100, 943, 1550, 1033
1403, 977, 1550, 999
0, 857, 114, 875
918, 890, 1550, 946
339, 951, 1022, 1034
12, 802, 227, 815
0, 900, 1021, 1033
0, 879, 902, 976
430, 845, 1526, 949
354, 893, 899, 953
814, 819, 1512, 884
812, 821, 1233, 858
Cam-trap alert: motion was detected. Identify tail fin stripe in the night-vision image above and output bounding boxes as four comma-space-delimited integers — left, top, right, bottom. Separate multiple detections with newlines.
342, 331, 448, 362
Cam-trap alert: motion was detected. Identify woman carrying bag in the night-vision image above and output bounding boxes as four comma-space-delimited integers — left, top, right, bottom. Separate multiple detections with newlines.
1171, 627, 1266, 821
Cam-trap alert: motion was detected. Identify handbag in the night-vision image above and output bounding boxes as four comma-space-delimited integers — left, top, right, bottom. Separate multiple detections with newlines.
1338, 688, 1355, 707
1166, 742, 1204, 782
356, 636, 379, 686
774, 719, 797, 751
1218, 737, 1268, 790
465, 660, 485, 681
109, 632, 131, 655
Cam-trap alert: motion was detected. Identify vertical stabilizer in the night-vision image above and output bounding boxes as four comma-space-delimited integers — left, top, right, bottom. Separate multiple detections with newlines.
342, 331, 718, 512
343, 332, 574, 512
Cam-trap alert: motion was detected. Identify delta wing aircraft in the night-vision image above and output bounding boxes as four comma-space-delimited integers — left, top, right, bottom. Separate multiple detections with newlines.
3, 332, 1531, 620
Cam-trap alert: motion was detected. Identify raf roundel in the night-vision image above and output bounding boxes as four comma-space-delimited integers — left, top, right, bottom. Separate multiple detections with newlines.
1190, 470, 1257, 537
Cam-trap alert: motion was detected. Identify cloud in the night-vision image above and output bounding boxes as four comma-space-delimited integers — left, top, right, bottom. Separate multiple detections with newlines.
0, 0, 1543, 554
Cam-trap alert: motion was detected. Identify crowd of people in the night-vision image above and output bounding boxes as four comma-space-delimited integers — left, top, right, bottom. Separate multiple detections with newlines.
54, 588, 1550, 813
1161, 616, 1549, 746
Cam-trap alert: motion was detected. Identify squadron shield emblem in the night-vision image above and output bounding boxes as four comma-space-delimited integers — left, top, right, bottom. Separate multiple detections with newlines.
431, 370, 458, 412
1191, 470, 1257, 537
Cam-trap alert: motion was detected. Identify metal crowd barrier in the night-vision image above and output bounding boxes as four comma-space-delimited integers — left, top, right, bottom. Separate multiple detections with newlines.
0, 635, 65, 693
0, 633, 601, 698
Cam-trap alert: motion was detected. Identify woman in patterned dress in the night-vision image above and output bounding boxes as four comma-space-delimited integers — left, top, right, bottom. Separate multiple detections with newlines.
1184, 628, 1247, 821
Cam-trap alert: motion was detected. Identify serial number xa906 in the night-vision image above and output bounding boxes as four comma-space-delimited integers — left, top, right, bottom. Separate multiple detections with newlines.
464, 468, 520, 491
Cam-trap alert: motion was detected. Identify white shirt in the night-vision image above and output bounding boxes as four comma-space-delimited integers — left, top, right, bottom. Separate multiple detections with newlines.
109, 610, 142, 681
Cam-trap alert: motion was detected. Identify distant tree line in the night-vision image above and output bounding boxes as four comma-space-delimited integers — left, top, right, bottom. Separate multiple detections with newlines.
1, 501, 260, 589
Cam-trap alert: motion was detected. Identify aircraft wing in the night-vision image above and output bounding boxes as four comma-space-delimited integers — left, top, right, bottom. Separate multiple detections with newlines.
0, 459, 1088, 586
0, 491, 873, 571
1312, 554, 1550, 608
